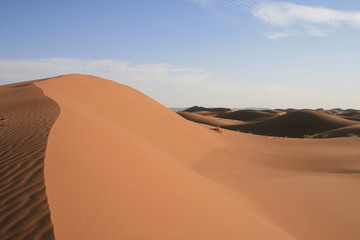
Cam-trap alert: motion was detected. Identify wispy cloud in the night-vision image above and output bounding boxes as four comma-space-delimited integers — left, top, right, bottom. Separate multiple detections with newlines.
190, 0, 253, 9
253, 2, 360, 27
190, 0, 360, 38
0, 58, 322, 108
305, 25, 330, 37
265, 31, 296, 39
189, 0, 254, 21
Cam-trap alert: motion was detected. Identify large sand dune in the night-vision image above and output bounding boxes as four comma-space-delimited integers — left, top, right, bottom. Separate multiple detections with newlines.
1, 74, 360, 239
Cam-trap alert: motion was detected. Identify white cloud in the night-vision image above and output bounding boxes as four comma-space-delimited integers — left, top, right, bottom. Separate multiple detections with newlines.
190, 0, 360, 38
305, 25, 329, 37
1, 58, 358, 109
252, 2, 360, 28
0, 57, 324, 108
0, 58, 206, 85
0, 58, 213, 106
189, 0, 254, 21
191, 0, 254, 8
265, 31, 296, 39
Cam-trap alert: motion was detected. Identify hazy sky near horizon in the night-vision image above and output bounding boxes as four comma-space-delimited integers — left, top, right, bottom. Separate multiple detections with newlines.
1, 0, 360, 108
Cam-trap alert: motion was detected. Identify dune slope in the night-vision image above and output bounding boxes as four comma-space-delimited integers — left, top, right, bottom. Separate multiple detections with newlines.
178, 111, 244, 127
0, 83, 59, 240
36, 74, 294, 240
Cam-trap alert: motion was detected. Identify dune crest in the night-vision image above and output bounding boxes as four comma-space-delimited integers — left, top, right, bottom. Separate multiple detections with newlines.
217, 109, 278, 121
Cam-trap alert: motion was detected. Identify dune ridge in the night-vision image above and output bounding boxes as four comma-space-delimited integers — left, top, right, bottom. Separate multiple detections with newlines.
35, 74, 296, 240
217, 109, 278, 121
182, 106, 231, 114
178, 111, 244, 127
0, 83, 59, 240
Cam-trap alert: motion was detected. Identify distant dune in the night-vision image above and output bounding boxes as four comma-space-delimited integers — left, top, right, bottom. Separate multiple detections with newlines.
1, 75, 360, 240
313, 125, 360, 138
182, 106, 231, 113
178, 111, 244, 127
217, 109, 278, 121
228, 109, 359, 138
180, 107, 360, 138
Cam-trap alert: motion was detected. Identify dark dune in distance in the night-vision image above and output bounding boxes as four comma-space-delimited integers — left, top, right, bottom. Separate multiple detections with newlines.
182, 106, 232, 113
313, 125, 360, 138
217, 109, 278, 121
179, 106, 360, 138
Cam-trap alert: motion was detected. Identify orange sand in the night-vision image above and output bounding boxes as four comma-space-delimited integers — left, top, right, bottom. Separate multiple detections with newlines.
0, 82, 58, 239
2, 74, 360, 240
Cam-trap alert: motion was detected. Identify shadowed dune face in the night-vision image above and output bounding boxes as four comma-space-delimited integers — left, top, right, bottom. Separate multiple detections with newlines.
343, 116, 360, 122
325, 109, 360, 122
183, 106, 231, 114
180, 108, 360, 138
182, 106, 232, 117
340, 110, 360, 117
217, 109, 278, 121
314, 125, 360, 138
0, 83, 59, 240
229, 109, 359, 138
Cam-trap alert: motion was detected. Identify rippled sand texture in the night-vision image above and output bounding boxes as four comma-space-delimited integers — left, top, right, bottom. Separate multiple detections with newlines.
0, 83, 59, 240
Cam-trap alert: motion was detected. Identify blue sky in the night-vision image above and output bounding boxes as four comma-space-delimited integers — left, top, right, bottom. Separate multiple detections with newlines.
1, 0, 360, 108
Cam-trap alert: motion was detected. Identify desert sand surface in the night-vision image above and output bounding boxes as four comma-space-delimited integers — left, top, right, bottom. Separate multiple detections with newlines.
1, 74, 360, 240
178, 111, 245, 127
0, 82, 59, 239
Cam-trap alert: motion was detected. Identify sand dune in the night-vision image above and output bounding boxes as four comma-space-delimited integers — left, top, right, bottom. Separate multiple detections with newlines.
263, 109, 286, 115
339, 110, 360, 117
179, 108, 360, 138
182, 106, 231, 114
313, 124, 360, 138
178, 111, 244, 127
0, 82, 58, 239
217, 109, 278, 121
336, 110, 360, 122
227, 109, 359, 137
35, 74, 294, 240
2, 74, 360, 239
343, 116, 360, 122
